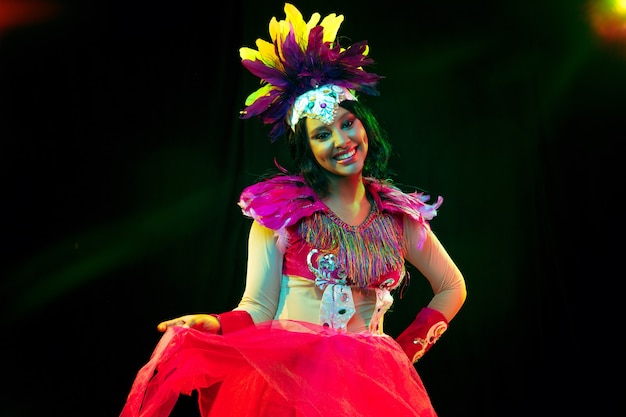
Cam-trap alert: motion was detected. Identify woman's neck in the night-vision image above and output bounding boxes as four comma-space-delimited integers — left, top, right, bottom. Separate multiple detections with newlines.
323, 175, 371, 226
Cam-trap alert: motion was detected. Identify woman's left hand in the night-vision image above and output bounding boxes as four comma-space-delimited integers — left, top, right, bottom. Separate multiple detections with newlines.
156, 314, 221, 333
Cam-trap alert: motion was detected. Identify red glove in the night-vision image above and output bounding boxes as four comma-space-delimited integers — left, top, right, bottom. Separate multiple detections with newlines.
395, 307, 448, 363
210, 310, 254, 334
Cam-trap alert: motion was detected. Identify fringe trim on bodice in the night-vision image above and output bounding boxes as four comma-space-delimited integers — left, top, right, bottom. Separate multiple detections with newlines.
299, 205, 405, 289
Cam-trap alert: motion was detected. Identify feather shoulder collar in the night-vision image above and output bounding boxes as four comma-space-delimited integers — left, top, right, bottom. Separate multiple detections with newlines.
238, 174, 442, 232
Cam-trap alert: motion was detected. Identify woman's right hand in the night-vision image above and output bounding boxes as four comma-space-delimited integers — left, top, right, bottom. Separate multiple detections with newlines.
157, 314, 221, 333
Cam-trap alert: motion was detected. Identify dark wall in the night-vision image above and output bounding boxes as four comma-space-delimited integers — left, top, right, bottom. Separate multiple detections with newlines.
1, 1, 622, 416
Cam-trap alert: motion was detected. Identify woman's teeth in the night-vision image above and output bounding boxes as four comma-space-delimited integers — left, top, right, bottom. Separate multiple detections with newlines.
335, 149, 356, 161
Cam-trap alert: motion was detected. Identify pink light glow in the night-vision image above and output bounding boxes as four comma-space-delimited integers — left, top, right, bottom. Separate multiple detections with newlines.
0, 0, 61, 34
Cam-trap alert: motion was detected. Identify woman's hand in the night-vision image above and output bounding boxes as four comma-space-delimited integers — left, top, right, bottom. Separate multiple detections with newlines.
157, 314, 221, 333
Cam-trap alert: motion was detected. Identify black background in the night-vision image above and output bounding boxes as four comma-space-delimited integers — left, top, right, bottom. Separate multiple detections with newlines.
1, 1, 623, 416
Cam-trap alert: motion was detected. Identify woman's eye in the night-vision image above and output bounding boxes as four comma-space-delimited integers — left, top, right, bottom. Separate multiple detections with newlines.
313, 131, 331, 140
342, 119, 354, 129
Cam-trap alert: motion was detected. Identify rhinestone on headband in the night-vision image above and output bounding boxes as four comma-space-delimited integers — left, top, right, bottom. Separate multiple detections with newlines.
288, 84, 357, 131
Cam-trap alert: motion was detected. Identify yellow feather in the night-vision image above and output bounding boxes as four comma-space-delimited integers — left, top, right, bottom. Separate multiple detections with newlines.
307, 12, 321, 29
239, 47, 260, 61
284, 3, 303, 25
321, 14, 344, 43
268, 17, 279, 43
244, 84, 274, 106
256, 39, 278, 66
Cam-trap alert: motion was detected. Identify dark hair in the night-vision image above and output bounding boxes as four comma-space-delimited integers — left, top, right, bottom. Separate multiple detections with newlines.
285, 100, 394, 197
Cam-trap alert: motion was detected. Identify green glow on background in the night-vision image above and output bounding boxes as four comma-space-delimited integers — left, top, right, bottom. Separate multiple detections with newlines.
3, 184, 229, 317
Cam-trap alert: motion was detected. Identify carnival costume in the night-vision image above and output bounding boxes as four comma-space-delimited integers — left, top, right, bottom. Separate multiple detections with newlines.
120, 4, 465, 417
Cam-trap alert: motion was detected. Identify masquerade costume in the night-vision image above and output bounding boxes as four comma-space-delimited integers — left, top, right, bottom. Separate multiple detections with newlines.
120, 4, 465, 417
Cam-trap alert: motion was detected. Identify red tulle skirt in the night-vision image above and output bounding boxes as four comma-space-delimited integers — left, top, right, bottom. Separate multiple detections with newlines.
119, 320, 438, 417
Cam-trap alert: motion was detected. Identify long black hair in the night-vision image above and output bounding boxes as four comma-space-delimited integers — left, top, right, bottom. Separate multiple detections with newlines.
284, 100, 394, 198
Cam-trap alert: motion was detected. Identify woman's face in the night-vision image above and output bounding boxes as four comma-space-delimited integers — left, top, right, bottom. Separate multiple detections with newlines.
305, 106, 369, 178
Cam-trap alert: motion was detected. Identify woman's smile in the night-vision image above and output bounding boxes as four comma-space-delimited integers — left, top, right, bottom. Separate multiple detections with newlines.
334, 146, 357, 163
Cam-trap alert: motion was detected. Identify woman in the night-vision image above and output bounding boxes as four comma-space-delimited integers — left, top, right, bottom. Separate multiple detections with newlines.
119, 4, 466, 417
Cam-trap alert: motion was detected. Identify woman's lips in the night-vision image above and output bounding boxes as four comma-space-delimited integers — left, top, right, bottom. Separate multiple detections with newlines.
334, 147, 357, 163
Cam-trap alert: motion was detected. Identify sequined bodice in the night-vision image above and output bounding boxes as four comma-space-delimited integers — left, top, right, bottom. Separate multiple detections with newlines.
282, 206, 406, 290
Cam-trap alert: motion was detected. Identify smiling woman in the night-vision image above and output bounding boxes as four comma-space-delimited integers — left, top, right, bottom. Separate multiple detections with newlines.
118, 3, 466, 417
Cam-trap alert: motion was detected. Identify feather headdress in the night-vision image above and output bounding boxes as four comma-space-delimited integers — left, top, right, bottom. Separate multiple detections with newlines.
239, 3, 382, 141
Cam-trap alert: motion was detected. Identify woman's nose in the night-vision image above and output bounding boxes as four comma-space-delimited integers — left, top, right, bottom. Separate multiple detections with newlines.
333, 129, 349, 147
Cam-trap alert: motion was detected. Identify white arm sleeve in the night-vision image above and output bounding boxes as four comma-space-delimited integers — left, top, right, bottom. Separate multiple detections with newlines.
233, 220, 284, 323
403, 216, 467, 322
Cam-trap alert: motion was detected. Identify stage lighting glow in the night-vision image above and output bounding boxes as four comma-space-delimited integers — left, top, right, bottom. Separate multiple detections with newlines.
0, 0, 61, 33
588, 0, 626, 46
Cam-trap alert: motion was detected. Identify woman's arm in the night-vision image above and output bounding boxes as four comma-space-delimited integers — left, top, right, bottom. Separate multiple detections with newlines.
233, 219, 284, 323
403, 217, 466, 322
396, 216, 467, 362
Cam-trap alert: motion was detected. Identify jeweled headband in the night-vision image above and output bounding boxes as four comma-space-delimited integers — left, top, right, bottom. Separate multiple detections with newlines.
239, 3, 382, 141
